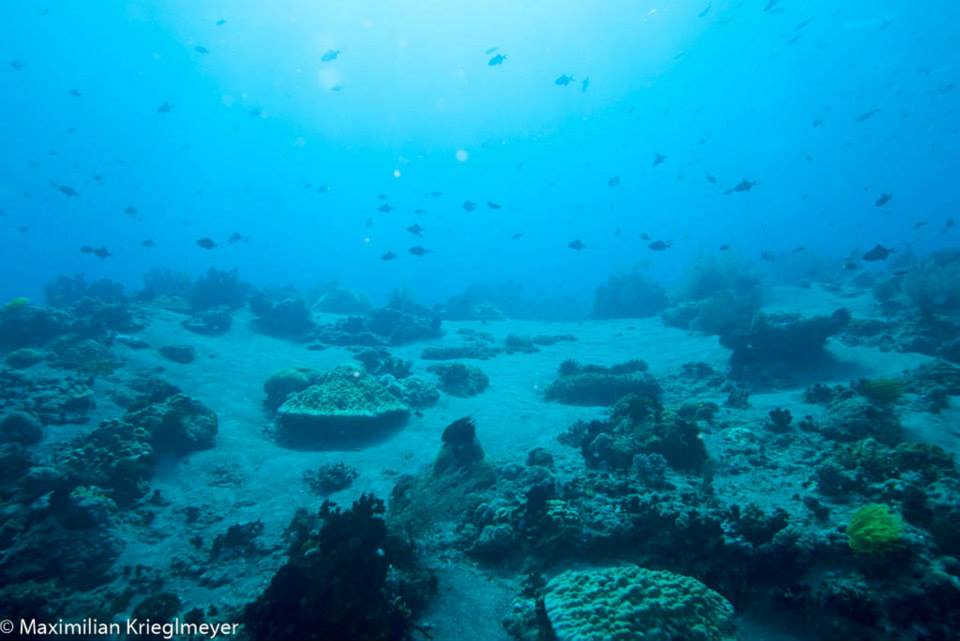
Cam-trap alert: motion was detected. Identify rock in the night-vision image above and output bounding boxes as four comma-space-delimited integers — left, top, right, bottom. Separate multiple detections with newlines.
526, 448, 554, 468
5, 348, 44, 369
276, 366, 410, 446
434, 416, 486, 475
0, 411, 43, 445
159, 345, 196, 364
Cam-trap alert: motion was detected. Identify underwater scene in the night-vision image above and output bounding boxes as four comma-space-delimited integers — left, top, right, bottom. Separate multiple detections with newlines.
2, 1, 960, 639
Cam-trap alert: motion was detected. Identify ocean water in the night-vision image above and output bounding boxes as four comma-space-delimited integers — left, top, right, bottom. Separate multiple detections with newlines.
1, 1, 959, 640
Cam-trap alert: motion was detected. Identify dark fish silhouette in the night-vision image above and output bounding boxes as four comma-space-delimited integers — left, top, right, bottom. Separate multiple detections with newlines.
54, 183, 78, 197
568, 240, 585, 251
913, 220, 928, 230
141, 240, 155, 248
726, 179, 756, 194
705, 173, 717, 184
321, 49, 340, 62
863, 244, 894, 261
945, 218, 955, 232
69, 89, 81, 97
194, 45, 209, 54
761, 250, 777, 262
855, 109, 879, 122
488, 54, 507, 66
485, 47, 499, 55
378, 203, 394, 213
228, 232, 247, 244
409, 246, 430, 256
555, 74, 575, 86
381, 251, 397, 261
648, 240, 672, 251
581, 77, 590, 93
511, 233, 523, 240
462, 200, 476, 212
842, 260, 858, 271
9, 60, 24, 70
487, 201, 502, 210
812, 119, 824, 127
652, 153, 666, 166
719, 244, 730, 251
157, 102, 173, 113
377, 193, 389, 199
196, 238, 217, 250
792, 246, 806, 253
698, 3, 711, 18
875, 193, 892, 207
216, 19, 226, 26
608, 176, 620, 187
80, 246, 110, 259
124, 206, 137, 216
640, 232, 651, 241
407, 224, 423, 236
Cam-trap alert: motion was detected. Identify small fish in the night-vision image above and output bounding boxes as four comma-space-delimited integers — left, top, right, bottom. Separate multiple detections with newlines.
316, 184, 329, 194
141, 239, 155, 248
913, 220, 928, 230
321, 49, 340, 62
488, 54, 507, 66
555, 74, 575, 86
377, 193, 389, 200
945, 218, 955, 232
227, 232, 247, 244
648, 240, 672, 251
485, 47, 499, 55
216, 19, 226, 26
54, 183, 79, 197
406, 224, 423, 236
194, 45, 209, 54
568, 240, 585, 251
863, 244, 895, 261
761, 250, 777, 262
157, 102, 173, 113
378, 203, 394, 213
80, 246, 111, 259
409, 245, 430, 256
608, 176, 620, 187
581, 77, 590, 93
511, 233, 523, 240
698, 3, 711, 18
652, 153, 666, 166
196, 237, 217, 250
414, 208, 426, 214
9, 60, 24, 70
705, 173, 717, 184
842, 260, 859, 271
855, 109, 879, 123
69, 89, 81, 97
124, 205, 137, 216
792, 246, 806, 253
875, 193, 892, 207
726, 179, 756, 194
763, 0, 779, 11
248, 107, 262, 117
719, 244, 730, 251
640, 232, 651, 241
381, 251, 397, 261
487, 201, 502, 210
462, 200, 476, 212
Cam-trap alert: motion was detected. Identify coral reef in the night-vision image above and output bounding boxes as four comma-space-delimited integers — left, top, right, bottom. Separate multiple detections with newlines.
662, 255, 763, 336
303, 462, 359, 494
544, 359, 660, 406
847, 504, 904, 555
427, 362, 490, 397
250, 294, 315, 340
275, 366, 410, 446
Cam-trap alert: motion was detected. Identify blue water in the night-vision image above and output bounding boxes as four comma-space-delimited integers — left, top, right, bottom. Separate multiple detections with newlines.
3, 0, 956, 306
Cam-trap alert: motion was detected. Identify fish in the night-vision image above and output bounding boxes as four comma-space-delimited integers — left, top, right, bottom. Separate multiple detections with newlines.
555, 74, 575, 86
875, 193, 892, 207
80, 246, 111, 259
913, 220, 928, 230
488, 54, 507, 66
792, 246, 807, 253
216, 19, 226, 26
726, 179, 756, 194
842, 260, 859, 271
608, 176, 620, 187
227, 232, 247, 244
719, 244, 730, 251
377, 193, 389, 200
141, 240, 155, 248
863, 244, 895, 261
321, 49, 340, 62
54, 183, 79, 197
487, 201, 502, 210
581, 77, 590, 93
462, 200, 476, 212
406, 224, 423, 236
196, 238, 217, 250
124, 206, 137, 216
409, 245, 430, 256
648, 240, 672, 251
378, 203, 394, 213
855, 109, 879, 123
511, 233, 523, 240
381, 251, 397, 261
316, 184, 329, 194
69, 89, 81, 97
705, 173, 717, 184
9, 60, 24, 70
945, 218, 955, 232
763, 0, 780, 11
194, 45, 209, 54
485, 47, 499, 55
568, 240, 585, 251
414, 208, 426, 214
640, 233, 651, 241
761, 250, 777, 262
812, 119, 824, 127
698, 3, 711, 18
157, 102, 173, 113
652, 153, 666, 166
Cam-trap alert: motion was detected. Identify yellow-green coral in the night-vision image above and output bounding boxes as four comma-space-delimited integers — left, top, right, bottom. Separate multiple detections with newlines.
847, 503, 903, 554
857, 378, 903, 405
3, 296, 29, 312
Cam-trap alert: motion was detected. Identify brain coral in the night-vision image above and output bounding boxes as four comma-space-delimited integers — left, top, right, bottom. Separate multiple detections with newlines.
544, 565, 738, 641
276, 365, 410, 445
